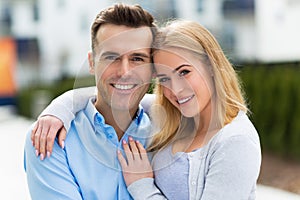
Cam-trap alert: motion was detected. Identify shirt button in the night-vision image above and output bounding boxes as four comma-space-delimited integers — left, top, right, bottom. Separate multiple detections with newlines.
107, 134, 113, 139
191, 181, 196, 185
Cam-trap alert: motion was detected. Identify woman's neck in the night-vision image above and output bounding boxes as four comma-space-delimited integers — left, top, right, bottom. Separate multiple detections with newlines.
173, 103, 220, 153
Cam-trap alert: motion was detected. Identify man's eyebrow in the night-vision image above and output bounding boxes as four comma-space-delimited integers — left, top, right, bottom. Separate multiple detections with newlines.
131, 52, 150, 58
100, 51, 120, 57
99, 52, 150, 59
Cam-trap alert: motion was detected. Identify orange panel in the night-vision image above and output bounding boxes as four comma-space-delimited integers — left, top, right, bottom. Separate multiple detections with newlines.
0, 37, 16, 96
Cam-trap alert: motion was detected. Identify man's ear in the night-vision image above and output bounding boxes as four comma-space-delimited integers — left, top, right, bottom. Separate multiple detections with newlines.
88, 51, 95, 74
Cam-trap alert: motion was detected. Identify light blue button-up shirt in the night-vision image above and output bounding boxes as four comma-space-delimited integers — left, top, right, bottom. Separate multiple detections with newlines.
24, 98, 152, 200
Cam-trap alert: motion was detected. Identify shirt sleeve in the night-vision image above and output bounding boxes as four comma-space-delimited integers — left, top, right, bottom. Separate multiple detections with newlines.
39, 86, 96, 130
127, 178, 167, 200
24, 126, 82, 199
200, 135, 261, 200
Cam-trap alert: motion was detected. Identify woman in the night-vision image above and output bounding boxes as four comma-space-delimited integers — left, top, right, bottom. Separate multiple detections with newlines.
116, 20, 261, 199
32, 20, 261, 199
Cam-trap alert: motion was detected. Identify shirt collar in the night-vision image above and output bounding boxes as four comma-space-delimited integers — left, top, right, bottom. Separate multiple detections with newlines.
135, 105, 144, 125
85, 97, 145, 127
85, 97, 99, 126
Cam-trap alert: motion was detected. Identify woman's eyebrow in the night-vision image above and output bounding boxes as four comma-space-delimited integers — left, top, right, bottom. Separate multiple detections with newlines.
172, 64, 191, 73
156, 74, 166, 77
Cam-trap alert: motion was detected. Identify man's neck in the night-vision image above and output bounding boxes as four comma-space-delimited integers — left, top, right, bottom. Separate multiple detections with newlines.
95, 103, 139, 140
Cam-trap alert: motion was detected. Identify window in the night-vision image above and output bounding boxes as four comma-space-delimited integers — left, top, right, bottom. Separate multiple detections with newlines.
222, 0, 254, 14
33, 2, 39, 21
197, 0, 204, 12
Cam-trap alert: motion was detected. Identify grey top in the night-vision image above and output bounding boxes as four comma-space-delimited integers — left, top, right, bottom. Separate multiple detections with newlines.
154, 145, 190, 199
128, 111, 261, 200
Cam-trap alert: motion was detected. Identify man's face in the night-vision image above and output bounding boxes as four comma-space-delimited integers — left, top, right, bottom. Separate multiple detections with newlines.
89, 24, 153, 111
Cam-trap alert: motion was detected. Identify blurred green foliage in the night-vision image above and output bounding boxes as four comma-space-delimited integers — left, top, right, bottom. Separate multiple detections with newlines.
239, 62, 300, 160
16, 76, 95, 119
17, 63, 300, 159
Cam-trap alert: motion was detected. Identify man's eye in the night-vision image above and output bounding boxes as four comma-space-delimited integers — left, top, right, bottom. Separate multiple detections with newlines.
132, 57, 144, 62
105, 55, 119, 60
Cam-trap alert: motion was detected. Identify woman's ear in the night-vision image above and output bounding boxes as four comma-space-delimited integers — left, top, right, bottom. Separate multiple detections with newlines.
88, 51, 94, 74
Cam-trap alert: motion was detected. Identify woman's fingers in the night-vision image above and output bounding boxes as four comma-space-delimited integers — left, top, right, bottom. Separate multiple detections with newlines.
122, 139, 134, 162
57, 128, 67, 149
118, 138, 154, 187
136, 140, 148, 161
117, 150, 128, 169
31, 122, 39, 146
34, 123, 43, 156
38, 123, 50, 160
45, 127, 66, 158
122, 137, 145, 162
128, 137, 140, 160
31, 116, 65, 160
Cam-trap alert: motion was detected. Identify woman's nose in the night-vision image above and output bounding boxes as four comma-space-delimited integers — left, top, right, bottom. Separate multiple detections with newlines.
170, 77, 185, 94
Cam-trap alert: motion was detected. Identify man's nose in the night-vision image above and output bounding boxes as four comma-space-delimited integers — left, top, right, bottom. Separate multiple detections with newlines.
117, 58, 131, 77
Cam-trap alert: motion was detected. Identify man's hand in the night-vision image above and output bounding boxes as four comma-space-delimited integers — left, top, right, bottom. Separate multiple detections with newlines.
31, 115, 66, 160
117, 137, 154, 187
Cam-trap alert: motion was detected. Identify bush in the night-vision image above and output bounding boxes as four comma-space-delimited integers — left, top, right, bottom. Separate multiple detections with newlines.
240, 63, 300, 160
16, 76, 95, 119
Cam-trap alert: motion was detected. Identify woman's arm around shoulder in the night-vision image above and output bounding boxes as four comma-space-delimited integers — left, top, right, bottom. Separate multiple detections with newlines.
32, 86, 96, 160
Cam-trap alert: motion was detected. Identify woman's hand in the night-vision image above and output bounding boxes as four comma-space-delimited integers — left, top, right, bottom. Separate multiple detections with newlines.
117, 137, 154, 187
31, 115, 66, 160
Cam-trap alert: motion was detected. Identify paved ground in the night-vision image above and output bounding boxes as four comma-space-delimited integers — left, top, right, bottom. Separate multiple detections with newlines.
0, 107, 31, 200
1, 106, 300, 200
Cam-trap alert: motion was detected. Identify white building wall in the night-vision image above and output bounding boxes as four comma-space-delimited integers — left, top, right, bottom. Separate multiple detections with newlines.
6, 0, 300, 87
37, 0, 111, 82
231, 15, 256, 61
174, 0, 223, 29
10, 2, 37, 38
256, 0, 300, 62
174, 0, 300, 62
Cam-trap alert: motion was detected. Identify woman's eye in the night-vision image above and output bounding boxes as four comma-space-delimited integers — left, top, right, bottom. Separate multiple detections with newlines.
179, 70, 190, 76
158, 77, 170, 83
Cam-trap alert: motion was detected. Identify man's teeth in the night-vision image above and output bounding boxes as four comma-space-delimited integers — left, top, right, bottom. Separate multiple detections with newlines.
178, 96, 193, 104
113, 84, 135, 90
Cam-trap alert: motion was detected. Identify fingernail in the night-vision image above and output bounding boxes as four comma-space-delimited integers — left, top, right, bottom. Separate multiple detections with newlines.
35, 149, 39, 157
61, 141, 65, 149
117, 150, 121, 154
136, 140, 140, 144
129, 136, 133, 141
40, 154, 44, 161
47, 151, 51, 158
122, 140, 127, 144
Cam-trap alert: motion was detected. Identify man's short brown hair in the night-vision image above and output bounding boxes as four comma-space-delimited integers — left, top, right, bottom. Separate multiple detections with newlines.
91, 3, 157, 52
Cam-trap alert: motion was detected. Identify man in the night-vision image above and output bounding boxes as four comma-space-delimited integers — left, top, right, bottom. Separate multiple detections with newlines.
24, 3, 157, 199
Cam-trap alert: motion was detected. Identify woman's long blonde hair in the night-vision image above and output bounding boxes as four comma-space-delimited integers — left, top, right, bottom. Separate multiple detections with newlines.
148, 20, 248, 152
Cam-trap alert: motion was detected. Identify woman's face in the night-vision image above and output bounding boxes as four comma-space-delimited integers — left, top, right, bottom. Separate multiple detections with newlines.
154, 49, 214, 118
